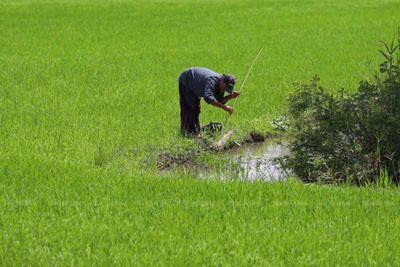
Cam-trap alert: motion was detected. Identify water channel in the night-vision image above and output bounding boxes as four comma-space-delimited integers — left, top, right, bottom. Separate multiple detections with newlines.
165, 138, 290, 181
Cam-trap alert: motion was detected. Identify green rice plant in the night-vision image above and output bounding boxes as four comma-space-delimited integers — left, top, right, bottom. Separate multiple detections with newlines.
1, 0, 400, 265
377, 168, 392, 188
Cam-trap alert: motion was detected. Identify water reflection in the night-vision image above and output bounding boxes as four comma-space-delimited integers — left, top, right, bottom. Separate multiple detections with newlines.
217, 139, 290, 181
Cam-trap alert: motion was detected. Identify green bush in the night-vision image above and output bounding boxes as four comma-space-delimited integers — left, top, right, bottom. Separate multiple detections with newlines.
285, 32, 400, 184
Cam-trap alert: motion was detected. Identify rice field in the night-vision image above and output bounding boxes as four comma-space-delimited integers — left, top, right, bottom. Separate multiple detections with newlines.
1, 0, 400, 264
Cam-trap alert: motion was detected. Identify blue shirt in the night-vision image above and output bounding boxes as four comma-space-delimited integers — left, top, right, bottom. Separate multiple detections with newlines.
178, 67, 224, 105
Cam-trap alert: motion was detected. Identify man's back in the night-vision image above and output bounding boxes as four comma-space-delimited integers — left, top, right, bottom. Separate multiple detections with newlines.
178, 67, 221, 98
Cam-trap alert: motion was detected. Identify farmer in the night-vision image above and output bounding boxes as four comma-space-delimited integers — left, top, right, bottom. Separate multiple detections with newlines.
177, 67, 240, 135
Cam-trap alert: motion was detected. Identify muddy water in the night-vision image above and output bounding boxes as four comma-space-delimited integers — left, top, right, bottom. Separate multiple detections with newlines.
216, 139, 290, 181
163, 139, 289, 181
165, 139, 290, 181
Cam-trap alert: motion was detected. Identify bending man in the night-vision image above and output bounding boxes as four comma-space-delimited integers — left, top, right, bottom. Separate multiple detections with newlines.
177, 67, 240, 135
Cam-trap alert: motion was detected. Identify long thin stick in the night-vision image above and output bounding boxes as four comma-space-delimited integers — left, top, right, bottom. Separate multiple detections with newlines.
224, 48, 264, 131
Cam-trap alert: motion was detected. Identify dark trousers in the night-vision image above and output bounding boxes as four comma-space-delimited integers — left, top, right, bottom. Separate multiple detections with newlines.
179, 82, 200, 135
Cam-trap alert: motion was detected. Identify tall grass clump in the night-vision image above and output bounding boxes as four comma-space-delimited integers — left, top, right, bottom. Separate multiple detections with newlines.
285, 31, 400, 185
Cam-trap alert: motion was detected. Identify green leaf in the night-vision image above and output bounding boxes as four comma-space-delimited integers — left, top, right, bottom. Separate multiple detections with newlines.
379, 50, 391, 61
382, 41, 391, 53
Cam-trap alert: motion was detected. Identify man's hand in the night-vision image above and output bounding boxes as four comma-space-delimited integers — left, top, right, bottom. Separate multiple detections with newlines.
222, 92, 240, 103
232, 91, 240, 98
224, 105, 233, 115
210, 100, 233, 114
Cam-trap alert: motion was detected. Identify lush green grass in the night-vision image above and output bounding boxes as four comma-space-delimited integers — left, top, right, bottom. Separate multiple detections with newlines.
1, 0, 400, 265
2, 158, 400, 265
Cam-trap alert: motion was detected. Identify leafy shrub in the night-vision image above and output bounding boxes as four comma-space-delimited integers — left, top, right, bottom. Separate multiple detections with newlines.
285, 32, 400, 184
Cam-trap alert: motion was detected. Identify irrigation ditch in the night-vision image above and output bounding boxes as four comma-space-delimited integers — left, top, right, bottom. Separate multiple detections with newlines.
157, 131, 291, 181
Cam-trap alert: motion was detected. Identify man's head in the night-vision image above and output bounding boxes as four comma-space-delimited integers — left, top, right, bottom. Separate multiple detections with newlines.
219, 74, 236, 94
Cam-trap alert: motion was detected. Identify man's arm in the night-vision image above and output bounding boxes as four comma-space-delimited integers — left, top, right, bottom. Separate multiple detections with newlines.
210, 100, 233, 114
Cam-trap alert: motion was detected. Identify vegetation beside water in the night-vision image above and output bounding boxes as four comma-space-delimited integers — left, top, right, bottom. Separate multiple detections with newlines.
1, 0, 400, 264
285, 34, 400, 184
